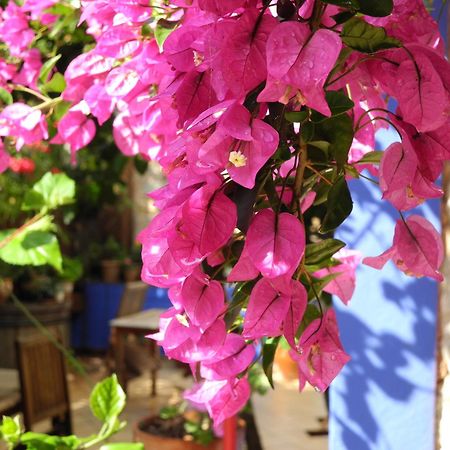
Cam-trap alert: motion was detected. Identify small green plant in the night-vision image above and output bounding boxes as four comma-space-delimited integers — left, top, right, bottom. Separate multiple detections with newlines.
0, 375, 143, 450
0, 172, 76, 272
156, 401, 215, 446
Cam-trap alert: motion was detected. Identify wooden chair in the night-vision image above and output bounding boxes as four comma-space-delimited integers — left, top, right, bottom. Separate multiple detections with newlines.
116, 282, 149, 318
15, 333, 72, 435
108, 282, 149, 389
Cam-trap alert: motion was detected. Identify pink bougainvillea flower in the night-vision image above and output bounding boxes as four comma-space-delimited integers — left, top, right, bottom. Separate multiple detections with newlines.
260, 21, 342, 115
84, 83, 115, 125
246, 209, 305, 279
227, 239, 259, 282
290, 309, 350, 392
364, 215, 444, 281
314, 249, 362, 305
219, 8, 277, 98
13, 49, 42, 90
22, 0, 57, 25
149, 307, 227, 363
200, 333, 255, 380
96, 25, 141, 59
185, 377, 251, 426
395, 52, 447, 133
180, 185, 237, 255
52, 101, 95, 161
198, 0, 246, 15
195, 103, 279, 188
243, 277, 307, 341
0, 103, 48, 150
0, 3, 35, 58
180, 275, 225, 331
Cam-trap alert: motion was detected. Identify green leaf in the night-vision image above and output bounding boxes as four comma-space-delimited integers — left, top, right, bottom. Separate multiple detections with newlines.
90, 375, 126, 424
285, 111, 308, 123
321, 0, 360, 9
42, 72, 66, 94
355, 150, 383, 164
331, 10, 356, 24
305, 239, 346, 265
342, 18, 402, 54
307, 272, 342, 301
321, 176, 353, 233
311, 90, 354, 122
321, 0, 393, 16
23, 173, 75, 212
0, 416, 21, 446
45, 3, 74, 15
225, 281, 254, 328
300, 121, 315, 143
0, 223, 62, 271
358, 0, 393, 17
0, 87, 13, 105
262, 337, 281, 389
53, 101, 71, 121
317, 114, 354, 170
38, 54, 61, 84
155, 19, 178, 50
100, 444, 144, 450
21, 432, 79, 450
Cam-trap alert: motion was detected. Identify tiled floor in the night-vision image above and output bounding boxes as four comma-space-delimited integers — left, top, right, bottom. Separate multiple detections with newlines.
2, 356, 328, 450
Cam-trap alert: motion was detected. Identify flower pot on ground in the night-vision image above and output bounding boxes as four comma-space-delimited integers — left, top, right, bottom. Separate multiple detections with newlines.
275, 346, 299, 382
122, 258, 141, 282
100, 236, 126, 283
101, 259, 122, 283
0, 278, 12, 304
134, 415, 246, 450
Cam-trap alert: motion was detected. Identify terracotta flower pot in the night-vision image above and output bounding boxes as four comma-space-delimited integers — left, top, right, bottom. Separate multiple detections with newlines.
275, 346, 298, 381
0, 278, 13, 304
123, 264, 141, 282
133, 416, 245, 450
101, 259, 121, 283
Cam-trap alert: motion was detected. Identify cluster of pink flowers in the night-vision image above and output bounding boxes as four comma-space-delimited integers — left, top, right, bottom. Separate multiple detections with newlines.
0, 0, 449, 428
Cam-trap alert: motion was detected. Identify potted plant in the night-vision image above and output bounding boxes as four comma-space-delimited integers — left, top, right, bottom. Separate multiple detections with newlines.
122, 245, 142, 282
0, 375, 144, 450
0, 172, 77, 367
100, 236, 125, 283
133, 401, 245, 450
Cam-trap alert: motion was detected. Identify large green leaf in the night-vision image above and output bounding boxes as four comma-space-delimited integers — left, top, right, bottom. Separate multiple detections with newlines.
0, 416, 21, 447
38, 55, 61, 84
262, 337, 281, 389
0, 226, 62, 271
305, 239, 346, 265
311, 90, 354, 122
20, 432, 79, 450
342, 18, 401, 54
322, 0, 393, 16
155, 19, 178, 50
0, 87, 13, 105
321, 176, 353, 233
42, 73, 66, 94
100, 444, 144, 450
23, 173, 75, 212
355, 150, 383, 164
90, 375, 126, 424
317, 114, 354, 170
321, 0, 359, 8
358, 0, 393, 17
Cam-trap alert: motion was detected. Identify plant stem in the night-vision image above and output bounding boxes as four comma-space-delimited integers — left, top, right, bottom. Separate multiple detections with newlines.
0, 212, 45, 250
10, 294, 89, 380
291, 143, 308, 214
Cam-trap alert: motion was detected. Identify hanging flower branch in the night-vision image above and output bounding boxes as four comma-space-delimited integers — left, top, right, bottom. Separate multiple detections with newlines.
0, 0, 448, 431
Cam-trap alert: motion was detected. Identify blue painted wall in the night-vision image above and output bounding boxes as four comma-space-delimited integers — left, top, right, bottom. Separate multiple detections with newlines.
329, 5, 447, 449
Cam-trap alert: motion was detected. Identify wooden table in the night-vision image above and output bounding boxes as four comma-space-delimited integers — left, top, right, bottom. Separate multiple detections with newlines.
0, 368, 20, 415
109, 309, 165, 396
